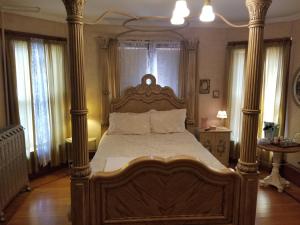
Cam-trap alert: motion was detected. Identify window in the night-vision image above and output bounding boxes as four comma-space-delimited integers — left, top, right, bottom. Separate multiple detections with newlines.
12, 37, 68, 167
118, 41, 181, 96
227, 40, 290, 145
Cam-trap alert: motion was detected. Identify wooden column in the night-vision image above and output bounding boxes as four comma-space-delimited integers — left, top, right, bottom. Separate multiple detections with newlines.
62, 1, 90, 225
237, 1, 272, 225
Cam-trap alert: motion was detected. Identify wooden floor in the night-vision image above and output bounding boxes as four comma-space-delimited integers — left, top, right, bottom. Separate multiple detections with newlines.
3, 169, 70, 225
256, 185, 300, 225
2, 169, 300, 225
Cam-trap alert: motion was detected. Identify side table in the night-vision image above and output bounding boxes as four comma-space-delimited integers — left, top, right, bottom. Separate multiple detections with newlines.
257, 143, 300, 192
65, 137, 97, 166
196, 127, 231, 166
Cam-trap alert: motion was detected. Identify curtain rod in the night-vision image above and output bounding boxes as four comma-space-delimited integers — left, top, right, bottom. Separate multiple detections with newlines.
4, 30, 67, 42
227, 37, 292, 47
0, 5, 40, 12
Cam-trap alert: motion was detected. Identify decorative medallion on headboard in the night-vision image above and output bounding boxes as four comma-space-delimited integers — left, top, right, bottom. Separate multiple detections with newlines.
101, 74, 195, 132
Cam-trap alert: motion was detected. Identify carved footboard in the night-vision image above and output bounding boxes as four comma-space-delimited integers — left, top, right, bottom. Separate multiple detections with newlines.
90, 156, 241, 225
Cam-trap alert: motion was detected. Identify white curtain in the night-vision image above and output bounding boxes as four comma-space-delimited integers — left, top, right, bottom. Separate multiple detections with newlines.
156, 42, 180, 96
30, 39, 52, 166
119, 41, 148, 95
257, 45, 287, 167
45, 42, 69, 166
118, 40, 181, 96
260, 46, 284, 136
14, 40, 35, 158
228, 47, 246, 145
13, 38, 68, 168
148, 42, 157, 75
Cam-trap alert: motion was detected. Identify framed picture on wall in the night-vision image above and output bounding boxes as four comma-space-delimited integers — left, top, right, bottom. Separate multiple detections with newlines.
213, 90, 220, 98
199, 79, 210, 94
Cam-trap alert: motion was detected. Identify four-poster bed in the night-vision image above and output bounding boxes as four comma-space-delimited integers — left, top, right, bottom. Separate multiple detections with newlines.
89, 74, 241, 225
61, 0, 272, 225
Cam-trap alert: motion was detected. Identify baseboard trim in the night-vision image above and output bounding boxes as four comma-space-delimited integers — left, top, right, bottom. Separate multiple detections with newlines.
281, 164, 300, 187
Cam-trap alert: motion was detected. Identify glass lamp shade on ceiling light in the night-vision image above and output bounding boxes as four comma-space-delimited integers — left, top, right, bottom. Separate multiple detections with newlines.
199, 1, 215, 22
170, 16, 185, 25
173, 0, 190, 18
170, 0, 189, 25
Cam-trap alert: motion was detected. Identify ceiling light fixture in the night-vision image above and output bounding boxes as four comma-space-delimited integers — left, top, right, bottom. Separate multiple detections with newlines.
170, 16, 185, 25
84, 3, 247, 29
170, 0, 247, 28
199, 0, 215, 22
170, 0, 190, 25
173, 0, 190, 18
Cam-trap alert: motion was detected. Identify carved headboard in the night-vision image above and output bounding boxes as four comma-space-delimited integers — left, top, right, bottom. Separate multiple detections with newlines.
102, 74, 194, 133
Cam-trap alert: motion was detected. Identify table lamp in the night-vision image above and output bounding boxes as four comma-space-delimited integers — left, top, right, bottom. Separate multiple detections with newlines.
217, 110, 227, 127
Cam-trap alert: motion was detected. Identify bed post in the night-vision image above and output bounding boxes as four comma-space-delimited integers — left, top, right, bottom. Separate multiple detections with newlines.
62, 1, 91, 225
237, 1, 271, 225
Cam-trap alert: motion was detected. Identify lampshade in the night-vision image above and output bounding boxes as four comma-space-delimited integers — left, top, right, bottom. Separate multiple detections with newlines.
199, 0, 215, 22
170, 15, 185, 25
217, 110, 227, 119
173, 0, 190, 18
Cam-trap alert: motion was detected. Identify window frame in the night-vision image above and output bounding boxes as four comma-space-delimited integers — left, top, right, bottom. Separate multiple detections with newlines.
226, 38, 292, 138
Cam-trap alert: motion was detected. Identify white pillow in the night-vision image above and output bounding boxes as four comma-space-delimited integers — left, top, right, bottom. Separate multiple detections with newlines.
107, 112, 151, 135
150, 109, 186, 133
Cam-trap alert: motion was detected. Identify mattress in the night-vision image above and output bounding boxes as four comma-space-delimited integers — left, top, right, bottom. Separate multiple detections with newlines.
90, 130, 226, 173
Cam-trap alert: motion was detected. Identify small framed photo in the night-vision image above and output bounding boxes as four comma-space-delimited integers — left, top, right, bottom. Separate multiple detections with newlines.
199, 79, 210, 94
213, 90, 220, 98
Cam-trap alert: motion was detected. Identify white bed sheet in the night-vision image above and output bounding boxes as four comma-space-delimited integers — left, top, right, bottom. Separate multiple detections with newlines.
90, 130, 226, 173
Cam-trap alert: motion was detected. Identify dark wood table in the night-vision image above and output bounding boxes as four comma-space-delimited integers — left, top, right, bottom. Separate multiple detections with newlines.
257, 143, 300, 192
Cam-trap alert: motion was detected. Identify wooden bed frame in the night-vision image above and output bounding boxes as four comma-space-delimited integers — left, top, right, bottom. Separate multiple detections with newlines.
90, 157, 240, 225
107, 74, 191, 131
62, 1, 272, 225
89, 74, 241, 225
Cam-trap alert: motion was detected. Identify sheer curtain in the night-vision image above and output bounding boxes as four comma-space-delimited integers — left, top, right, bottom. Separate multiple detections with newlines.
156, 42, 180, 96
45, 42, 69, 166
10, 38, 68, 171
118, 40, 181, 96
119, 41, 148, 95
258, 44, 288, 137
13, 40, 35, 158
30, 39, 52, 166
227, 46, 247, 159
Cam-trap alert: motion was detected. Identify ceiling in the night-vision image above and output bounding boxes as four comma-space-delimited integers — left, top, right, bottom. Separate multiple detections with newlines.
1, 0, 300, 26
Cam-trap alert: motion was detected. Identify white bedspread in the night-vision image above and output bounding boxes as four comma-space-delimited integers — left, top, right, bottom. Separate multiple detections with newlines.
90, 130, 226, 173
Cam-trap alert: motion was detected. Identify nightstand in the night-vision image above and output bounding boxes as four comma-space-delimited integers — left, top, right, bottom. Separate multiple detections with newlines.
65, 137, 97, 165
196, 127, 231, 166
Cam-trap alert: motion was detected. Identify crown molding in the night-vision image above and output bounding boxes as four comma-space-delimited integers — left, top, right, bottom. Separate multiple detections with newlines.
5, 11, 300, 29
266, 12, 300, 24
